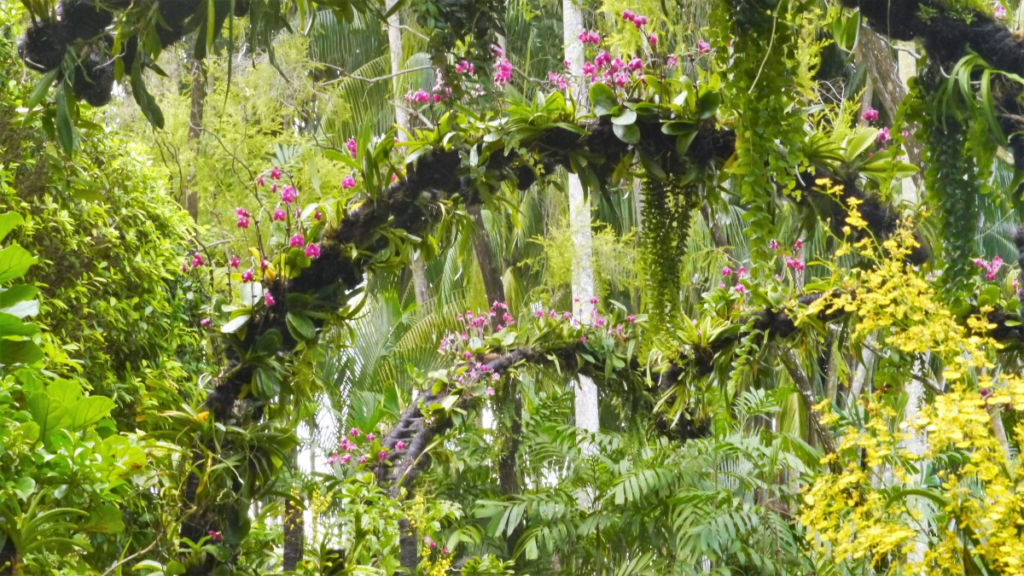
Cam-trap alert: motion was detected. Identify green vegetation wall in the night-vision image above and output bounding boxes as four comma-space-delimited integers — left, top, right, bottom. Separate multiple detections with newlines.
0, 19, 205, 414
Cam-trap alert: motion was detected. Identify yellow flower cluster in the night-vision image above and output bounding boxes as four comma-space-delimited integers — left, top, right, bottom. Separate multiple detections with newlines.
799, 225, 1024, 574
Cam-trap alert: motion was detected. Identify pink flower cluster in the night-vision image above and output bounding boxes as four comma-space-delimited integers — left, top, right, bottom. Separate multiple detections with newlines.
581, 50, 645, 85
494, 57, 513, 88
326, 427, 407, 468
621, 10, 648, 27
346, 138, 357, 158
996, 2, 1007, 18
697, 40, 711, 55
406, 89, 431, 104
455, 60, 475, 74
862, 107, 879, 122
235, 207, 251, 229
548, 71, 569, 90
578, 29, 601, 45
974, 256, 1003, 281
877, 127, 891, 143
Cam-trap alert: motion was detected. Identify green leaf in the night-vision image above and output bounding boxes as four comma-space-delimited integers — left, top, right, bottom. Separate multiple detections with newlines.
221, 314, 250, 334
80, 504, 124, 534
255, 329, 283, 355
0, 312, 39, 337
676, 132, 699, 156
286, 312, 316, 341
0, 284, 40, 317
613, 123, 640, 144
611, 109, 637, 126
254, 367, 281, 399
0, 245, 37, 283
698, 91, 721, 120
0, 213, 24, 244
68, 396, 116, 431
661, 121, 696, 136
130, 62, 165, 129
25, 69, 59, 110
28, 391, 66, 438
0, 340, 43, 366
844, 128, 879, 162
12, 477, 35, 500
589, 83, 617, 116
56, 85, 75, 154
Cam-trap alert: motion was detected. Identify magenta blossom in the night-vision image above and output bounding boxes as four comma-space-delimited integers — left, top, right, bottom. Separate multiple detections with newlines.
349, 428, 361, 437
346, 138, 357, 157
722, 266, 733, 276
862, 107, 879, 122
366, 433, 376, 441
256, 174, 265, 187
769, 239, 780, 250
229, 255, 240, 268
485, 386, 495, 396
455, 60, 475, 74
996, 2, 1007, 18
877, 127, 891, 142
396, 440, 407, 450
241, 269, 255, 283
794, 237, 804, 251
633, 15, 648, 28
622, 9, 636, 21
273, 208, 286, 221
281, 186, 298, 203
697, 40, 711, 55
378, 449, 388, 460
340, 453, 351, 464
627, 314, 636, 323
269, 166, 282, 180
358, 455, 366, 464
305, 243, 321, 259
191, 253, 204, 268
594, 50, 611, 67
264, 291, 275, 307
342, 175, 356, 189
666, 55, 678, 68
200, 318, 211, 327
649, 33, 658, 47
208, 531, 223, 543
236, 214, 250, 229
425, 537, 436, 549
737, 266, 748, 277
627, 57, 643, 72
290, 233, 305, 248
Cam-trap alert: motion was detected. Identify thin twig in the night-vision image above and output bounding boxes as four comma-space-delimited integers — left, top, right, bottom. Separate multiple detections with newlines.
101, 538, 160, 576
316, 64, 433, 86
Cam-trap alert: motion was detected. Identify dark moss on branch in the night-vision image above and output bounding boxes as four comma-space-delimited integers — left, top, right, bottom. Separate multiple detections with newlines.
59, 0, 114, 42
72, 51, 114, 106
18, 20, 67, 73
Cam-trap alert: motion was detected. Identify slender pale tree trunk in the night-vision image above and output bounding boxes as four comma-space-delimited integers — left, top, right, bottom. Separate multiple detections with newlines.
386, 0, 429, 305
185, 59, 204, 221
563, 0, 599, 455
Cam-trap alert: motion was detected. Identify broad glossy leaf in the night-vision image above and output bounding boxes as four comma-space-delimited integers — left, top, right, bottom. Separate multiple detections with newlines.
286, 312, 316, 341
0, 340, 43, 366
0, 312, 38, 337
0, 245, 36, 283
0, 213, 24, 244
68, 396, 115, 431
80, 504, 124, 533
613, 123, 640, 144
590, 83, 617, 116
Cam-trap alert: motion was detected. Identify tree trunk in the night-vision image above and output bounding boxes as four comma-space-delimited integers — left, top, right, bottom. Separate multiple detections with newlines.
859, 27, 923, 171
185, 58, 204, 221
282, 495, 304, 570
563, 0, 600, 457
